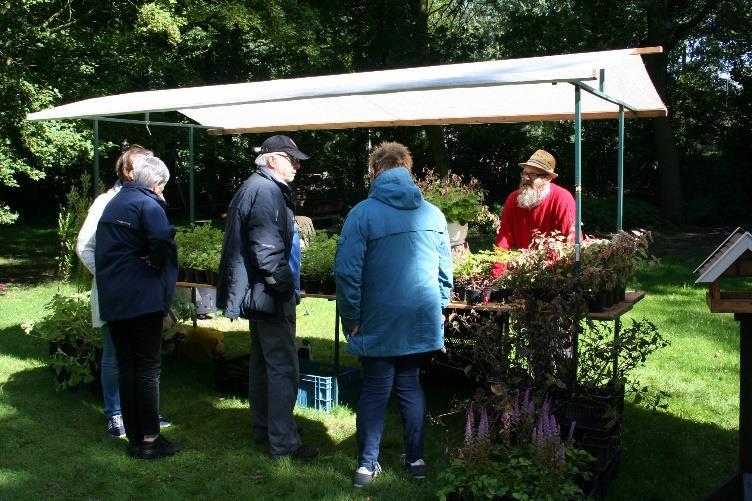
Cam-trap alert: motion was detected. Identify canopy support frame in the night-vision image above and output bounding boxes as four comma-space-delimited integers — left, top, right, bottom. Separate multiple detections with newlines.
90, 117, 206, 223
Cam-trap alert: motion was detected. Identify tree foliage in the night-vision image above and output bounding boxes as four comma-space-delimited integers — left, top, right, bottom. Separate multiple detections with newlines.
2, 0, 750, 226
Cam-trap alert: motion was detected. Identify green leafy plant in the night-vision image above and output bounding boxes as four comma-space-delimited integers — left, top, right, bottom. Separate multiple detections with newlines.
580, 230, 654, 294
437, 393, 592, 500
301, 230, 338, 281
454, 248, 518, 289
496, 232, 577, 294
416, 169, 487, 225
22, 292, 102, 390
578, 317, 670, 409
57, 172, 100, 289
175, 223, 224, 272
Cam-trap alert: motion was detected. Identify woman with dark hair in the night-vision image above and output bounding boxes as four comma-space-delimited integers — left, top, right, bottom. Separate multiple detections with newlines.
95, 155, 181, 459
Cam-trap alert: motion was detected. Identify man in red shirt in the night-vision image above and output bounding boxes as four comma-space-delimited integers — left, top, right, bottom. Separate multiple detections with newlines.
495, 149, 576, 251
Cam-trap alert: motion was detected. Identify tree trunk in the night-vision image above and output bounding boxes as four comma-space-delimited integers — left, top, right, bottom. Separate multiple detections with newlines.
412, 0, 452, 176
426, 125, 451, 175
644, 48, 684, 222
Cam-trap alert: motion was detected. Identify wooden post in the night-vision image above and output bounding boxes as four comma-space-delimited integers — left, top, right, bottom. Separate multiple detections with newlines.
738, 313, 752, 475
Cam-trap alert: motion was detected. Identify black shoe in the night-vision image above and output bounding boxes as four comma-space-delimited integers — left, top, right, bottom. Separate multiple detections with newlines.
404, 458, 427, 480
290, 444, 319, 460
271, 444, 319, 460
136, 436, 184, 460
128, 440, 140, 458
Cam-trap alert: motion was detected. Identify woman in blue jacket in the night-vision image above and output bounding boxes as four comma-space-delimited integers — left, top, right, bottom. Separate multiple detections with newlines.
335, 142, 452, 487
95, 156, 180, 460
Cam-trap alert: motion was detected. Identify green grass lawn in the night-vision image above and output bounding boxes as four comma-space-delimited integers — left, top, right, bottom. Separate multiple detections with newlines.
0, 227, 742, 499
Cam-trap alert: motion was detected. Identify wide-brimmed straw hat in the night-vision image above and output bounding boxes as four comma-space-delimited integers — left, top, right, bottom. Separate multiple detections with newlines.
519, 149, 557, 178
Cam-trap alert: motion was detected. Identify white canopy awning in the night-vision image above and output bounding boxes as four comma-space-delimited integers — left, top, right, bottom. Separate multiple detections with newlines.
27, 47, 666, 134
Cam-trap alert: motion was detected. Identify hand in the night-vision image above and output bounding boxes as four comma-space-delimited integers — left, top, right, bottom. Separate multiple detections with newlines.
347, 324, 360, 337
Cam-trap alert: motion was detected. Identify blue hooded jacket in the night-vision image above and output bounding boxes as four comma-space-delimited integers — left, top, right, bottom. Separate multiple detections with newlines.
335, 167, 453, 357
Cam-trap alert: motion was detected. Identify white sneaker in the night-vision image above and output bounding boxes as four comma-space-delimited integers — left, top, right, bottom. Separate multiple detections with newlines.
405, 458, 427, 480
353, 462, 382, 488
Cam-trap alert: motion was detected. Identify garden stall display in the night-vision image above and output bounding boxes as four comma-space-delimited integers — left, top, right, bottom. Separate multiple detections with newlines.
27, 46, 668, 494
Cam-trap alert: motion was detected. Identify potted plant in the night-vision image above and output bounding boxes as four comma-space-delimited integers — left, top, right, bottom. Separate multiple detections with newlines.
452, 251, 497, 304
580, 230, 653, 311
580, 237, 610, 311
416, 169, 487, 246
175, 223, 224, 285
607, 229, 653, 302
436, 391, 593, 500
300, 230, 338, 294
496, 232, 577, 300
22, 292, 103, 392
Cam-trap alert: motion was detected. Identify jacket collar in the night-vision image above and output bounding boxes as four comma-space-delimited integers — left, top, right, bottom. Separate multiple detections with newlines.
121, 182, 167, 208
256, 167, 295, 208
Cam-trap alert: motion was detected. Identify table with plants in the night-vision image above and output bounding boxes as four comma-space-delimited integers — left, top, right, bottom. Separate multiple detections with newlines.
436, 229, 666, 499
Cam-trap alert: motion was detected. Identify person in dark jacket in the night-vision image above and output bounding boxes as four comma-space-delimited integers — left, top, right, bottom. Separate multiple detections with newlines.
95, 155, 181, 460
335, 142, 452, 487
216, 135, 319, 460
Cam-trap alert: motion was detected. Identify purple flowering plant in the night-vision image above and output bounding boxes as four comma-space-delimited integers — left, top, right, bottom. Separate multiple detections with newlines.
437, 390, 592, 500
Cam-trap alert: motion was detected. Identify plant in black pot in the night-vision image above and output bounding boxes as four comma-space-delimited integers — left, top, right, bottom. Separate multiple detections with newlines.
301, 230, 338, 295
553, 317, 669, 492
454, 252, 495, 305
175, 223, 224, 285
22, 292, 102, 392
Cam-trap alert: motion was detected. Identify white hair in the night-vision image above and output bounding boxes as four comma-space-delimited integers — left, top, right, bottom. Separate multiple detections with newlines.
132, 156, 170, 187
255, 153, 273, 167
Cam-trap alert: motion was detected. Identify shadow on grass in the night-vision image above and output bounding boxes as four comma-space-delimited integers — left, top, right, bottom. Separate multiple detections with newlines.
0, 323, 50, 363
0, 336, 446, 500
0, 226, 58, 284
609, 401, 737, 500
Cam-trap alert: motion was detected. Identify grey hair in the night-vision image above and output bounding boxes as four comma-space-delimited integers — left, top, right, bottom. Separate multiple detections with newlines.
255, 153, 272, 167
132, 156, 170, 187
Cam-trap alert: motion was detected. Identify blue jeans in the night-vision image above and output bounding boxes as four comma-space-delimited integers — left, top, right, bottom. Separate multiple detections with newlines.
357, 354, 426, 470
101, 323, 121, 418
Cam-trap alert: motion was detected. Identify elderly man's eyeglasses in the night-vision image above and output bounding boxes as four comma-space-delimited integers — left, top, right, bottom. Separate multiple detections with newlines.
277, 153, 300, 168
520, 171, 548, 179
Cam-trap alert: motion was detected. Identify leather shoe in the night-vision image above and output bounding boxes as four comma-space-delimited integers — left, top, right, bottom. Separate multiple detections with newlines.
136, 436, 184, 460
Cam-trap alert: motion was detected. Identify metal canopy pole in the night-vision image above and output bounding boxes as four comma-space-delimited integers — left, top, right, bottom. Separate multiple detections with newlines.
189, 126, 195, 224
617, 105, 625, 231
574, 86, 582, 274
93, 120, 100, 198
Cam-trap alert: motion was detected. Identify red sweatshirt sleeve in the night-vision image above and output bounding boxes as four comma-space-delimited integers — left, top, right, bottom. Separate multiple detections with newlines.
551, 186, 577, 240
495, 194, 516, 250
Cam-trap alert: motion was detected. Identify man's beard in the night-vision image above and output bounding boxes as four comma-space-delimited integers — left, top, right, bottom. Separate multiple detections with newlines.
517, 183, 550, 209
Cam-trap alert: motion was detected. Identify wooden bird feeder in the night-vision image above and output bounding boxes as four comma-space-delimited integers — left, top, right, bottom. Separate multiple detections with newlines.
695, 227, 752, 500
695, 227, 752, 313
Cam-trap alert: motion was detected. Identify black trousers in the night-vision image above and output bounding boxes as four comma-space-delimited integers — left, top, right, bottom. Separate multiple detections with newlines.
109, 311, 164, 444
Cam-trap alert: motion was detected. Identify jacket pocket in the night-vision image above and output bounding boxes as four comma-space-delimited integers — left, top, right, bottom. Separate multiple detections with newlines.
242, 282, 276, 316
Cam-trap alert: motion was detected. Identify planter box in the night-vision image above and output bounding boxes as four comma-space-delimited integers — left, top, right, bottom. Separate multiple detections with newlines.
215, 355, 361, 412
553, 386, 625, 500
